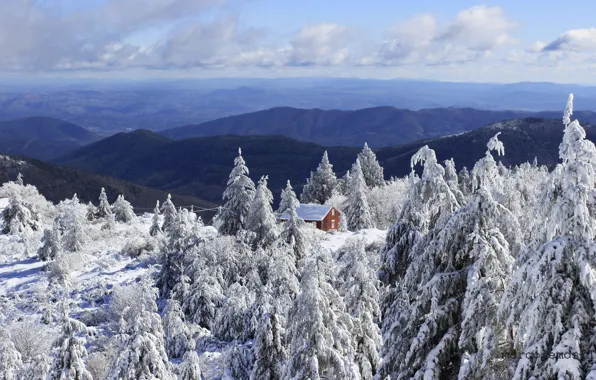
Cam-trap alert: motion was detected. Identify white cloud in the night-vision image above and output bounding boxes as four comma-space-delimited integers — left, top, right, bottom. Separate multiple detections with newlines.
377, 5, 517, 66
541, 28, 596, 52
286, 23, 353, 66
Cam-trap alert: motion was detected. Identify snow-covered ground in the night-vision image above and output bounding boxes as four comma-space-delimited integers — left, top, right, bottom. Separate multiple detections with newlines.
0, 210, 386, 378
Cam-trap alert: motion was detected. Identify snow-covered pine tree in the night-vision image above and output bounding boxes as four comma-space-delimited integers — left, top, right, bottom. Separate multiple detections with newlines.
149, 201, 162, 236
216, 148, 256, 236
101, 212, 116, 231
1, 192, 40, 234
358, 142, 385, 188
247, 176, 278, 248
37, 221, 62, 261
62, 194, 87, 252
161, 193, 178, 234
0, 327, 23, 380
47, 304, 93, 380
285, 249, 357, 379
213, 282, 255, 342
16, 172, 24, 186
108, 282, 176, 380
300, 151, 338, 204
377, 187, 518, 380
85, 201, 97, 221
345, 158, 374, 231
500, 94, 596, 380
338, 239, 381, 379
251, 312, 286, 380
180, 350, 202, 380
96, 187, 113, 218
184, 266, 225, 329
224, 343, 254, 380
279, 182, 308, 262
112, 194, 136, 223
471, 132, 506, 197
458, 166, 472, 196
162, 299, 194, 359
19, 354, 51, 380
265, 242, 300, 319
277, 180, 298, 215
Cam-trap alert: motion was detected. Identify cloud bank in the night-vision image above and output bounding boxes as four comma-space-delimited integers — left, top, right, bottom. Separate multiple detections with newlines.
1, 1, 595, 82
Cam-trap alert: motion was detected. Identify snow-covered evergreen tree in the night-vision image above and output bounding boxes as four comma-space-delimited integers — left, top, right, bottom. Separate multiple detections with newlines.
224, 343, 254, 380
108, 282, 176, 380
180, 350, 202, 380
101, 212, 116, 231
96, 187, 113, 218
16, 172, 24, 186
300, 151, 338, 204
37, 221, 62, 261
85, 201, 97, 221
62, 194, 87, 252
471, 132, 506, 197
251, 312, 286, 380
161, 193, 178, 234
280, 182, 308, 262
500, 94, 596, 380
377, 188, 518, 380
162, 299, 194, 359
285, 249, 357, 379
149, 200, 162, 236
277, 180, 298, 215
345, 158, 374, 231
47, 304, 93, 380
216, 148, 256, 236
0, 328, 23, 380
1, 192, 40, 234
19, 354, 51, 380
112, 194, 136, 223
247, 176, 278, 248
358, 142, 385, 188
338, 239, 381, 379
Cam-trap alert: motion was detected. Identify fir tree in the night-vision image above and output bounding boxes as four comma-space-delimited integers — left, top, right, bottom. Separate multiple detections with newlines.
358, 142, 385, 188
108, 283, 176, 380
247, 176, 278, 248
1, 192, 40, 234
149, 201, 162, 237
216, 148, 256, 236
85, 201, 97, 221
161, 194, 178, 234
62, 194, 87, 253
338, 239, 381, 379
0, 328, 23, 380
47, 304, 93, 380
251, 312, 286, 380
101, 212, 116, 231
162, 299, 194, 359
180, 350, 202, 380
112, 194, 136, 223
224, 343, 254, 380
16, 172, 24, 186
345, 159, 374, 231
300, 151, 338, 204
96, 187, 113, 218
280, 187, 308, 264
277, 180, 298, 215
37, 221, 62, 261
500, 94, 596, 380
285, 249, 356, 379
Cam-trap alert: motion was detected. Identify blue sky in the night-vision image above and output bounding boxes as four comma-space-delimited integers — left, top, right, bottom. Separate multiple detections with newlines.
2, 0, 596, 83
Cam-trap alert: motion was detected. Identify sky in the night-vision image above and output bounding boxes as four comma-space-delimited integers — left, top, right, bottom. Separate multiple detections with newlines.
2, 0, 596, 83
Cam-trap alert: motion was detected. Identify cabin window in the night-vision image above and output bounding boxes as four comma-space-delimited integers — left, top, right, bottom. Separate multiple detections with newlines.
331, 220, 335, 229
332, 209, 335, 216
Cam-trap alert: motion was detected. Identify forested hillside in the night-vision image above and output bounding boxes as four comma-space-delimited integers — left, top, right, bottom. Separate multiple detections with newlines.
1, 94, 596, 379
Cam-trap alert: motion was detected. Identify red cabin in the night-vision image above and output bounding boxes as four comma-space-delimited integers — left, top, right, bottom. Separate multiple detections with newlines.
279, 204, 341, 232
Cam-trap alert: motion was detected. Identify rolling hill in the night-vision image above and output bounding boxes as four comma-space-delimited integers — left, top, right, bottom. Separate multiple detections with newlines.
55, 117, 592, 203
0, 117, 100, 160
0, 154, 216, 219
161, 106, 596, 148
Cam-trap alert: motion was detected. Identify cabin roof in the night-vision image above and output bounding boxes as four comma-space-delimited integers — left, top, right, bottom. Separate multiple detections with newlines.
279, 203, 333, 221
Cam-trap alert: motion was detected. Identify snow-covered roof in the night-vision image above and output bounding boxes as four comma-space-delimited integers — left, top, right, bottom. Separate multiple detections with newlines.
279, 204, 333, 221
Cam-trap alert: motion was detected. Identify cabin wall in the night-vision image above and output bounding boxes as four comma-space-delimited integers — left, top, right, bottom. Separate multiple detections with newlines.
321, 208, 340, 231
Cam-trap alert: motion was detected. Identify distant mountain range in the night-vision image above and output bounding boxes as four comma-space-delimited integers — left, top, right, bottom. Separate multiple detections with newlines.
162, 106, 596, 147
0, 154, 216, 218
55, 117, 590, 203
0, 117, 99, 160
3, 79, 596, 133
